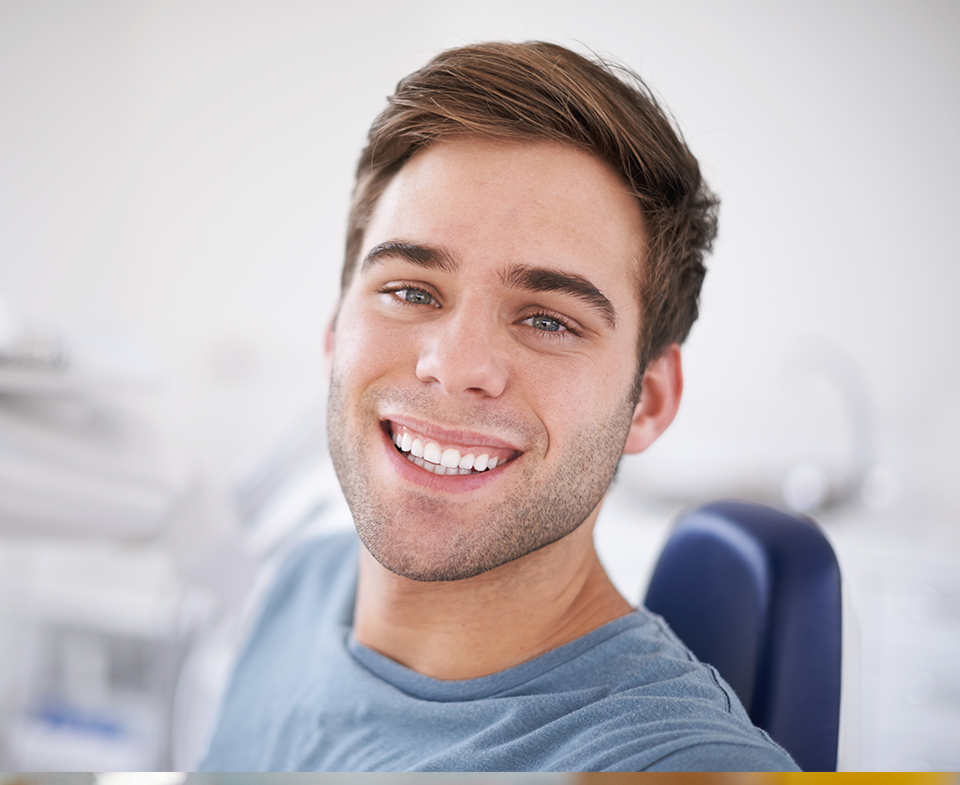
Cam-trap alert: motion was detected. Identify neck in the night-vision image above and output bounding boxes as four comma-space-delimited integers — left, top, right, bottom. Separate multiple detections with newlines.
352, 518, 632, 681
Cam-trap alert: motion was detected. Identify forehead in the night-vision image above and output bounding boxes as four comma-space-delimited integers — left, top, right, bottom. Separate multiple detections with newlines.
369, 138, 645, 256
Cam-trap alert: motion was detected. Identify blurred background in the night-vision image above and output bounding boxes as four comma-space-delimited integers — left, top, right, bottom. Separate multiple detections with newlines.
1, 0, 959, 772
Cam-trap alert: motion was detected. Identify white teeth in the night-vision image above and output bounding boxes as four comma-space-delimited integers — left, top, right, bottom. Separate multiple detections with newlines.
404, 453, 460, 475
392, 427, 508, 475
423, 441, 442, 465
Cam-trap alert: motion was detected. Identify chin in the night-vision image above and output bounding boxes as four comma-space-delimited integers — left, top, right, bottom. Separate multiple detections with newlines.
355, 512, 505, 582
354, 499, 579, 583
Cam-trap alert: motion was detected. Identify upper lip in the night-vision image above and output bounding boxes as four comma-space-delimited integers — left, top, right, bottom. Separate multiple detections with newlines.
381, 413, 525, 452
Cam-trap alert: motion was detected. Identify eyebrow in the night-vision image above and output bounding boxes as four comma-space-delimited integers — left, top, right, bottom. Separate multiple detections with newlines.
502, 264, 618, 328
361, 241, 618, 328
361, 241, 458, 275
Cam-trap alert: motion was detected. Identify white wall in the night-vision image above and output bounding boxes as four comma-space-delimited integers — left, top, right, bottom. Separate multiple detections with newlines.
2, 0, 959, 520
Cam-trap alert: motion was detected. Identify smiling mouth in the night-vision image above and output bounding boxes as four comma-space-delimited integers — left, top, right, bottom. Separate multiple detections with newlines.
386, 422, 520, 476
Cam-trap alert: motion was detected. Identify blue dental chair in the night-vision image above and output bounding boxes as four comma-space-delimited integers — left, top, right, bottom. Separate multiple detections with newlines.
644, 501, 844, 772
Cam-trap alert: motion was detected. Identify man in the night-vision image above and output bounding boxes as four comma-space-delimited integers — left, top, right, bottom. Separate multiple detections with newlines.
201, 41, 799, 771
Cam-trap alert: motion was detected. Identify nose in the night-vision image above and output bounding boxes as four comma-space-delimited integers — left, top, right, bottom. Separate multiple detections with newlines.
415, 306, 509, 398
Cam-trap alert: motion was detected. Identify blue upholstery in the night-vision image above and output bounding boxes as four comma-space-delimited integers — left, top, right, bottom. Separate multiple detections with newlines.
643, 500, 842, 772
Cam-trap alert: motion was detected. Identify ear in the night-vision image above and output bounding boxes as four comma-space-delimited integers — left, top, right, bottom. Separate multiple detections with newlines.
622, 343, 683, 455
323, 302, 340, 378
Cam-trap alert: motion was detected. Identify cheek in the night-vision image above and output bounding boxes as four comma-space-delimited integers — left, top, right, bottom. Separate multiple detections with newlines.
515, 351, 632, 421
332, 309, 415, 384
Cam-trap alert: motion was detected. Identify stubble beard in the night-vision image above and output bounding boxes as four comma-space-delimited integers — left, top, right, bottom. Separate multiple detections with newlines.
326, 375, 636, 582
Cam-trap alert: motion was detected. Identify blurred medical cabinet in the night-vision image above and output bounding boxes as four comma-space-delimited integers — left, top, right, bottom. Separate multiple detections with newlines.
0, 315, 210, 770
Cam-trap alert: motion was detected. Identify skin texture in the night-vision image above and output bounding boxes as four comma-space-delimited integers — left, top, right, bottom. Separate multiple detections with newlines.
326, 138, 682, 679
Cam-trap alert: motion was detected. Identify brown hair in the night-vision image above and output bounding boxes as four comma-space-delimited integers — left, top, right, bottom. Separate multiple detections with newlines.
342, 41, 718, 383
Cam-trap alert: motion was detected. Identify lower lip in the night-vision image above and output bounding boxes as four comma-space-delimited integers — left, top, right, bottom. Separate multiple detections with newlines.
381, 428, 509, 492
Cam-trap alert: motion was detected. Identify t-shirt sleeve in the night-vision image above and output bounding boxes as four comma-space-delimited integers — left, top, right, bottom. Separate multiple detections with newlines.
635, 740, 802, 772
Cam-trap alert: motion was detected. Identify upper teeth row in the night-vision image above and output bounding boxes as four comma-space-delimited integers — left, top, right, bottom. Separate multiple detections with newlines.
393, 430, 499, 472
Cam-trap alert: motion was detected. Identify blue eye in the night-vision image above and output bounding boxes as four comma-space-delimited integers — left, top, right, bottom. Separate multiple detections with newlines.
399, 288, 435, 306
530, 315, 563, 332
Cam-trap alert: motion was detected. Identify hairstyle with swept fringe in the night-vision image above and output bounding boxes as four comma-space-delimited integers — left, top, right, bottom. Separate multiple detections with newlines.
342, 41, 718, 386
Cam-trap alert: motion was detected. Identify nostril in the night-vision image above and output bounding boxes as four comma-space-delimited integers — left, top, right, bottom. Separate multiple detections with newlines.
415, 345, 509, 398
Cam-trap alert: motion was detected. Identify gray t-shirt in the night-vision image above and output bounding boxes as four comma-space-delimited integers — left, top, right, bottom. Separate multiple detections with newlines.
201, 531, 799, 771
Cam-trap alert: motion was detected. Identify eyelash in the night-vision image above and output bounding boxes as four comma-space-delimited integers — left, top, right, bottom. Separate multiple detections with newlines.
379, 284, 440, 307
521, 310, 580, 338
377, 284, 581, 338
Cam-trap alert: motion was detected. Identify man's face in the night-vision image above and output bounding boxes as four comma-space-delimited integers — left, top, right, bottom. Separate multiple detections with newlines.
327, 138, 647, 581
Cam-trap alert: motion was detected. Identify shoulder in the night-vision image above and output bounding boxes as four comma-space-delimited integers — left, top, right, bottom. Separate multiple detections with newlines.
269, 529, 360, 598
552, 608, 733, 702
199, 530, 361, 771
250, 528, 360, 641
530, 610, 799, 771
638, 740, 800, 772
